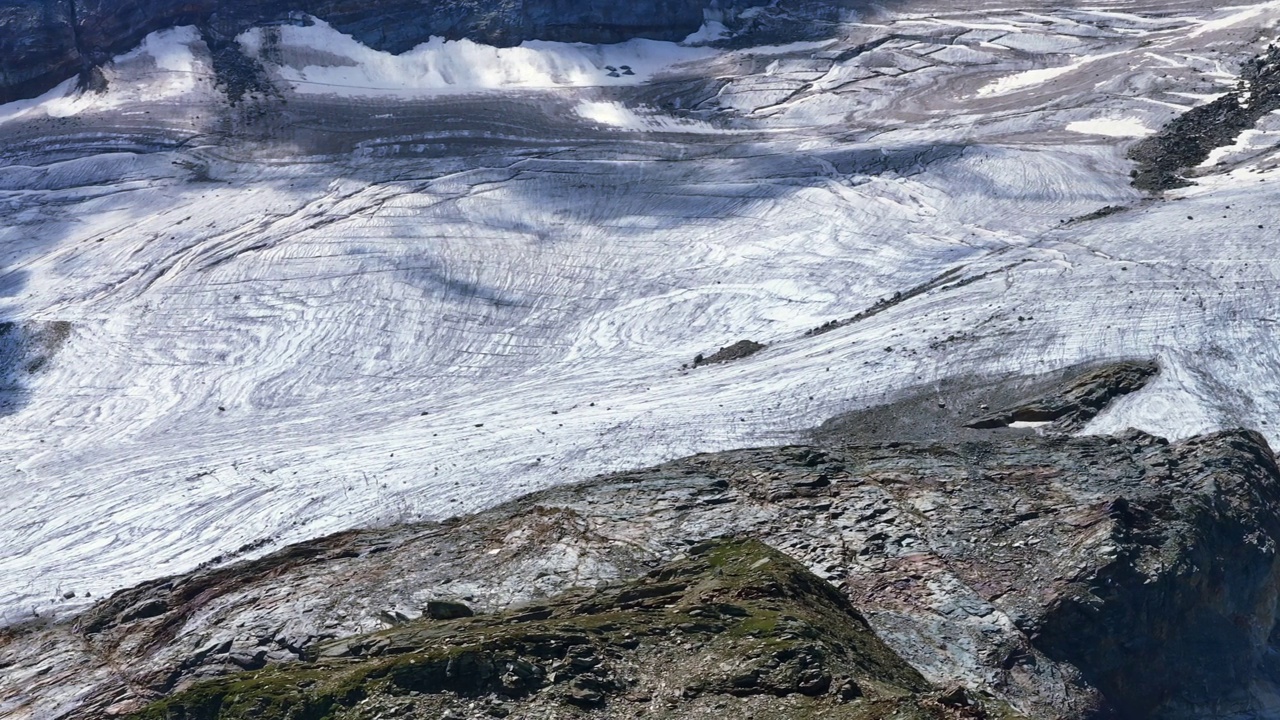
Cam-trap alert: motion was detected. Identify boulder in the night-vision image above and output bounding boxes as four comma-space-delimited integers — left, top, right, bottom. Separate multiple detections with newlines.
425, 599, 473, 620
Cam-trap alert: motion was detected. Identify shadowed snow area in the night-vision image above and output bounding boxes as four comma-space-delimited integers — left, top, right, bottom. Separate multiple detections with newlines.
3, 0, 1280, 624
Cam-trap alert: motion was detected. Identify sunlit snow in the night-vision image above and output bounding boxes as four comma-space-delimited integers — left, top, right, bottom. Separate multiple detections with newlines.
237, 19, 718, 96
1066, 117, 1154, 137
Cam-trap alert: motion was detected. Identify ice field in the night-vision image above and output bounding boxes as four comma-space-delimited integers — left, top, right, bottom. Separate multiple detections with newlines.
3, 0, 1280, 624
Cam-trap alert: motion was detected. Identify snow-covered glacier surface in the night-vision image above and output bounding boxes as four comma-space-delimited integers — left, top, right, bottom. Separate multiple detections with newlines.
4, 0, 1280, 624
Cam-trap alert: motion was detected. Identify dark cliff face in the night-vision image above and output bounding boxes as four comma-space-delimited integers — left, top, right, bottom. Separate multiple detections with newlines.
0, 0, 78, 102
1033, 430, 1280, 718
0, 0, 728, 103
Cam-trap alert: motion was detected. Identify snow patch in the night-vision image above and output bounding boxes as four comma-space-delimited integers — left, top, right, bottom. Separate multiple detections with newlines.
978, 63, 1081, 96
1199, 112, 1280, 167
239, 19, 717, 96
683, 20, 730, 45
1066, 117, 1153, 137
573, 101, 725, 133
977, 52, 1122, 97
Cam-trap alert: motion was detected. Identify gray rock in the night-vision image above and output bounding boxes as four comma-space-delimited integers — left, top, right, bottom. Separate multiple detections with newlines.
567, 675, 605, 706
227, 647, 267, 669
425, 599, 474, 620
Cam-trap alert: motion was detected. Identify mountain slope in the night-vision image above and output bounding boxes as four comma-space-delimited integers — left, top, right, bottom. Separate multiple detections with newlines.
3, 2, 1280, 702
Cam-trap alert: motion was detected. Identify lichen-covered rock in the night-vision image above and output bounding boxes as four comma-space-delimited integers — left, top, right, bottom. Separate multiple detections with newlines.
127, 539, 1019, 720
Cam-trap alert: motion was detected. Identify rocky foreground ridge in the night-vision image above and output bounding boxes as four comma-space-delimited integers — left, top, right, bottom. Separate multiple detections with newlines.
5, 361, 1280, 719
132, 538, 1020, 720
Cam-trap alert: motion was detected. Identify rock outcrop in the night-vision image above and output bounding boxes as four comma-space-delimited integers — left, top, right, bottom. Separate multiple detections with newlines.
964, 360, 1157, 431
0, 0, 80, 103
130, 539, 1020, 720
691, 339, 766, 367
1130, 44, 1280, 191
5, 361, 1280, 719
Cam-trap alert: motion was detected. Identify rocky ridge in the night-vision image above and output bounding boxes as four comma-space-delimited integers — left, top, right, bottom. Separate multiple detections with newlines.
5, 361, 1280, 719
964, 361, 1158, 432
129, 538, 1019, 720
1130, 43, 1280, 190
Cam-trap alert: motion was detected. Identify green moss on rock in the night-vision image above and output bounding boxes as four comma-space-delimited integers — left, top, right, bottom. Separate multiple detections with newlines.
131, 539, 1021, 720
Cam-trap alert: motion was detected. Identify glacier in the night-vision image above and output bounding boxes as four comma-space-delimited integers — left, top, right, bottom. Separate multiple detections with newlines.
2, 0, 1280, 630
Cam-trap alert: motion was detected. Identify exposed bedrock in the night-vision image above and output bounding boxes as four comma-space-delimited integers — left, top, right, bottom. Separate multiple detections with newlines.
0, 0, 79, 102
0, 0, 851, 103
128, 540, 1014, 720
964, 361, 1158, 432
1033, 430, 1280, 719
6, 361, 1280, 719
1130, 44, 1280, 191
